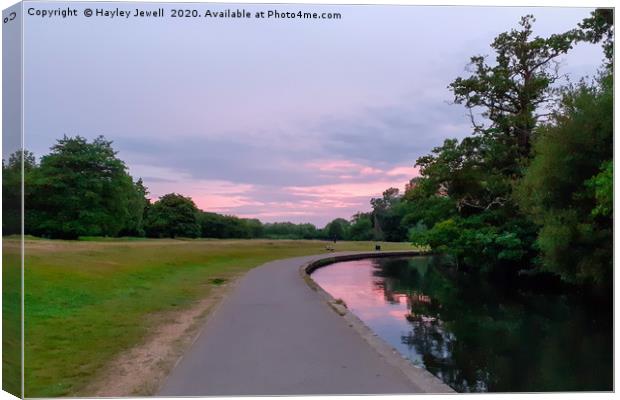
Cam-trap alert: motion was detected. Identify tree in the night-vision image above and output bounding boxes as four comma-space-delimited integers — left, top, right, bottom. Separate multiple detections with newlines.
515, 72, 612, 286
244, 218, 264, 238
27, 136, 141, 239
198, 213, 265, 239
414, 138, 511, 214
119, 178, 150, 237
577, 9, 613, 67
370, 188, 406, 241
325, 218, 349, 241
449, 15, 577, 161
403, 15, 577, 272
262, 222, 320, 240
6, 149, 37, 171
144, 193, 201, 238
198, 212, 227, 238
587, 160, 613, 219
370, 187, 401, 211
297, 223, 320, 239
2, 150, 37, 235
349, 212, 374, 241
401, 192, 457, 232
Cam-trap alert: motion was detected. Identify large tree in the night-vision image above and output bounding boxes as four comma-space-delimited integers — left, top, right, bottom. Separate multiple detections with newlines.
27, 136, 142, 239
415, 16, 578, 217
449, 15, 577, 161
403, 15, 581, 272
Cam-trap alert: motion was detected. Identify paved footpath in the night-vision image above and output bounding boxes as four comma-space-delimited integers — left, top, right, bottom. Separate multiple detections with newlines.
159, 252, 445, 396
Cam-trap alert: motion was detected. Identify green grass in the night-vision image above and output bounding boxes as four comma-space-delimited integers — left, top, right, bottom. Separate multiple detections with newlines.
2, 244, 22, 398
3, 237, 413, 397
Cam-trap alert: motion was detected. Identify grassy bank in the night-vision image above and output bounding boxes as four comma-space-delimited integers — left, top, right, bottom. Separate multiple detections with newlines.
3, 237, 412, 397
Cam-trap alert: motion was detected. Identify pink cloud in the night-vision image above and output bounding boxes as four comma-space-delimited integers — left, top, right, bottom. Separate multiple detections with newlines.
236, 210, 314, 219
133, 163, 260, 213
307, 159, 383, 177
386, 165, 419, 177
287, 180, 405, 199
192, 195, 264, 212
305, 159, 419, 182
360, 166, 383, 175
208, 166, 418, 223
136, 160, 421, 225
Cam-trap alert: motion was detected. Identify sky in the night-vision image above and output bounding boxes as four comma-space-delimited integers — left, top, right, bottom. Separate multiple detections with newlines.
16, 2, 604, 226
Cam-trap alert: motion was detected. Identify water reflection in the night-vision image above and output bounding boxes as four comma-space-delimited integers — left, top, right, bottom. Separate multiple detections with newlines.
312, 256, 612, 392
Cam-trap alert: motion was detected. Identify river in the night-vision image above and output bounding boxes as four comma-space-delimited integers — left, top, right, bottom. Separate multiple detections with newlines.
311, 256, 612, 392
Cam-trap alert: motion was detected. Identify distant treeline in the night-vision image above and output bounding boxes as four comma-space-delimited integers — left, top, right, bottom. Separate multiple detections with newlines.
1, 136, 387, 242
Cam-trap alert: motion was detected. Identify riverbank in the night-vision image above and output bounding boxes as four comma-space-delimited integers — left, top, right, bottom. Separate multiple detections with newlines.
5, 237, 412, 396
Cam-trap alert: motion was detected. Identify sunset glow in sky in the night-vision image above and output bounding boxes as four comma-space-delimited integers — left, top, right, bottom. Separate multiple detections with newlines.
19, 3, 602, 226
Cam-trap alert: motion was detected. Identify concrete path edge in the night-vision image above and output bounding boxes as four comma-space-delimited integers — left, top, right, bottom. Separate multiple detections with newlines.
300, 250, 456, 394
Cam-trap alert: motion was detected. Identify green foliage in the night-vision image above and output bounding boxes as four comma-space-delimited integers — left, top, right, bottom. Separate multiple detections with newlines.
262, 221, 321, 239
25, 136, 146, 239
144, 193, 201, 238
577, 9, 614, 66
401, 14, 599, 276
587, 160, 613, 218
414, 219, 460, 256
401, 193, 456, 229
410, 217, 528, 271
325, 218, 350, 241
197, 212, 265, 239
2, 151, 35, 235
515, 72, 613, 285
406, 129, 536, 272
414, 137, 512, 214
370, 188, 410, 241
119, 178, 150, 237
349, 213, 374, 241
449, 15, 577, 160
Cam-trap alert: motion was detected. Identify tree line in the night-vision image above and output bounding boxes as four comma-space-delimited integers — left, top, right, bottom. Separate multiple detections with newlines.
1, 137, 386, 242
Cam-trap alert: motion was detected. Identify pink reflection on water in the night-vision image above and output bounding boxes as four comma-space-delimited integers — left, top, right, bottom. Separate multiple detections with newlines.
312, 259, 410, 322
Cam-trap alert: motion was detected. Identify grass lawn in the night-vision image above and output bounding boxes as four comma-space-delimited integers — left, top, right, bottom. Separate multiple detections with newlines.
3, 237, 413, 397
2, 245, 21, 398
